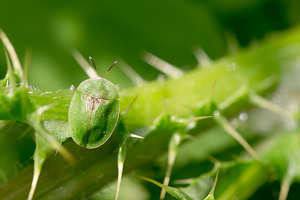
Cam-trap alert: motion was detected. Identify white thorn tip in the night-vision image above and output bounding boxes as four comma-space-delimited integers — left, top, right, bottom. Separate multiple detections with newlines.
0, 30, 23, 80
181, 115, 213, 123
249, 90, 296, 119
209, 169, 219, 196
144, 53, 183, 78
129, 134, 144, 139
118, 61, 146, 86
40, 131, 75, 165
28, 168, 41, 200
160, 133, 181, 200
115, 159, 124, 200
71, 49, 98, 79
214, 110, 261, 161
194, 48, 211, 67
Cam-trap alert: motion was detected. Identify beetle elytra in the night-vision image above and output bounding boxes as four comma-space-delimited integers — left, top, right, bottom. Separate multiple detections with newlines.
68, 58, 120, 149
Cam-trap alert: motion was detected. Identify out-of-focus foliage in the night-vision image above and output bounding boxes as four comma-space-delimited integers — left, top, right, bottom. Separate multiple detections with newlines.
0, 0, 299, 89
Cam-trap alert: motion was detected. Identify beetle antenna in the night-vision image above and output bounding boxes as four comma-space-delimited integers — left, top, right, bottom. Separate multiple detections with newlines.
103, 60, 118, 78
89, 56, 101, 77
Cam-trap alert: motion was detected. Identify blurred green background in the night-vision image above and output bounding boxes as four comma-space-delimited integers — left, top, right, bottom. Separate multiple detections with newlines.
1, 0, 299, 89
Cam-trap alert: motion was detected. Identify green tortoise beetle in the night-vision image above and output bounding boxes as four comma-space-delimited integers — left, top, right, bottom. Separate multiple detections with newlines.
68, 57, 120, 149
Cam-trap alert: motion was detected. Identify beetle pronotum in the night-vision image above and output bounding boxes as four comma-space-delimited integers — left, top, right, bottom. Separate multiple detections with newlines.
68, 58, 119, 149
